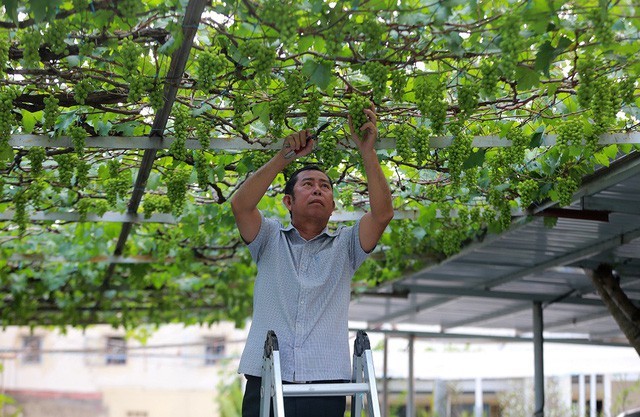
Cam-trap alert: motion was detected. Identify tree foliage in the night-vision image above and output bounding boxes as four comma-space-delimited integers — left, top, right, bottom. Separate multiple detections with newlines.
0, 0, 639, 327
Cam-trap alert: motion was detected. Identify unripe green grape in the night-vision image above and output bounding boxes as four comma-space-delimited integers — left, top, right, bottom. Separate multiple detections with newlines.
394, 124, 412, 162
196, 121, 211, 150
284, 70, 306, 106
480, 60, 499, 96
13, 188, 29, 235
498, 16, 522, 81
588, 7, 614, 45
233, 94, 248, 129
44, 20, 69, 55
415, 75, 447, 134
390, 70, 408, 101
194, 150, 210, 189
348, 95, 370, 139
68, 125, 87, 158
619, 77, 636, 105
74, 79, 93, 105
318, 133, 340, 167
0, 31, 9, 76
261, 0, 298, 42
362, 61, 389, 104
556, 118, 583, 153
127, 75, 150, 103
165, 167, 192, 216
143, 194, 172, 218
505, 126, 528, 164
170, 106, 190, 161
120, 39, 140, 78
0, 88, 18, 145
197, 49, 226, 92
555, 176, 578, 207
270, 96, 288, 138
414, 126, 431, 166
75, 160, 90, 188
517, 178, 538, 208
118, 0, 144, 19
21, 29, 42, 68
43, 94, 60, 131
149, 80, 165, 110
54, 153, 76, 187
27, 147, 46, 177
304, 90, 321, 129
457, 84, 479, 116
447, 119, 472, 184
338, 187, 353, 208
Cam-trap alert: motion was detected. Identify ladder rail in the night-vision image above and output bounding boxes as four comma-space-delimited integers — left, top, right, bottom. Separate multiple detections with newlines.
260, 330, 381, 417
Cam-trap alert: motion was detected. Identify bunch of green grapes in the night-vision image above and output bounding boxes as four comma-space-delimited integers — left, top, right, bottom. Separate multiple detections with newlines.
338, 187, 353, 208
390, 70, 408, 101
284, 70, 305, 104
304, 90, 321, 129
414, 126, 431, 165
44, 20, 69, 55
505, 125, 528, 164
233, 94, 249, 128
463, 166, 479, 191
0, 32, 9, 76
194, 150, 209, 190
149, 80, 165, 110
197, 49, 226, 92
556, 118, 583, 152
590, 76, 621, 129
75, 160, 90, 188
117, 0, 143, 19
588, 7, 614, 45
447, 119, 472, 183
436, 225, 464, 256
13, 188, 28, 235
21, 29, 42, 68
0, 88, 18, 144
362, 61, 389, 104
394, 124, 412, 161
43, 94, 60, 131
261, 0, 298, 41
619, 77, 637, 105
27, 147, 46, 177
270, 96, 288, 138
77, 198, 109, 222
127, 75, 150, 103
170, 106, 190, 161
247, 150, 272, 169
74, 79, 93, 105
498, 16, 522, 81
240, 41, 275, 83
361, 17, 385, 53
348, 95, 370, 138
576, 54, 596, 109
488, 188, 512, 232
142, 194, 172, 218
120, 39, 140, 78
68, 125, 86, 157
555, 175, 578, 207
165, 167, 192, 216
318, 133, 340, 167
480, 59, 499, 97
105, 176, 130, 207
517, 178, 538, 208
415, 75, 447, 134
78, 40, 95, 56
196, 121, 210, 150
457, 84, 479, 116
54, 153, 76, 187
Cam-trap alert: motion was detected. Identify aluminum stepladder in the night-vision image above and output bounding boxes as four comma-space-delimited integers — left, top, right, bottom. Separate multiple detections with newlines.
259, 329, 381, 417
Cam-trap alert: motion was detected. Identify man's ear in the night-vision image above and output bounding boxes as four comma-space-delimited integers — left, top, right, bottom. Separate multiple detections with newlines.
283, 194, 292, 211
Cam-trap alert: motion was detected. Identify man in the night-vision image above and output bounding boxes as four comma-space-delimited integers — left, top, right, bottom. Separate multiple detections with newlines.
230, 104, 393, 417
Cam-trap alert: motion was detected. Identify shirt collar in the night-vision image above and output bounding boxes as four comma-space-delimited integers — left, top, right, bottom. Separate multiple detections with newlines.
281, 222, 339, 239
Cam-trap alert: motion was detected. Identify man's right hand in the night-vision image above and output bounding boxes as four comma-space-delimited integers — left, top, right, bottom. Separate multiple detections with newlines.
281, 129, 315, 159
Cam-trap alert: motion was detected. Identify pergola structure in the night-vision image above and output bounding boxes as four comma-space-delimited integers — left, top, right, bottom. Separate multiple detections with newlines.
2, 1, 640, 416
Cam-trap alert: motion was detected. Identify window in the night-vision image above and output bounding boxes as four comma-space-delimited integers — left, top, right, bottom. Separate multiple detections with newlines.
204, 336, 225, 365
22, 335, 42, 364
105, 336, 127, 365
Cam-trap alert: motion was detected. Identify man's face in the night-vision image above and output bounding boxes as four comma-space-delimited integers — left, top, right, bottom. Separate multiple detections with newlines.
283, 170, 335, 222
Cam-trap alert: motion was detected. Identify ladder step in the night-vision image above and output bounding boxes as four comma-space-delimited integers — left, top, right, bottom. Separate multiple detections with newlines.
282, 382, 371, 397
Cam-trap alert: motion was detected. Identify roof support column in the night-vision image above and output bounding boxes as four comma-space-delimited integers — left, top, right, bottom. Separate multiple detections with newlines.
406, 333, 415, 417
533, 301, 545, 417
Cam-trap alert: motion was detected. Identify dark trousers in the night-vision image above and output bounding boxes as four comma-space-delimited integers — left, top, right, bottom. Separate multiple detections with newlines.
242, 375, 347, 417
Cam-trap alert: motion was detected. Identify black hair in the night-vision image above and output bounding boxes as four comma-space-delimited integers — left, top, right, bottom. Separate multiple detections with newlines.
284, 165, 333, 197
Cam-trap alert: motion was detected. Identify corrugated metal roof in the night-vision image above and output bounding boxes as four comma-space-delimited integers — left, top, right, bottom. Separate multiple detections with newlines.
349, 152, 640, 347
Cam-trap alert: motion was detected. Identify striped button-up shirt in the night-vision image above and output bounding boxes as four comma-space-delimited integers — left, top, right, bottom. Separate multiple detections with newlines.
238, 213, 369, 382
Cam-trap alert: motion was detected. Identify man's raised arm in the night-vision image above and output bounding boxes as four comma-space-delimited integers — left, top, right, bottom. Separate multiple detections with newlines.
348, 104, 394, 253
230, 129, 314, 243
